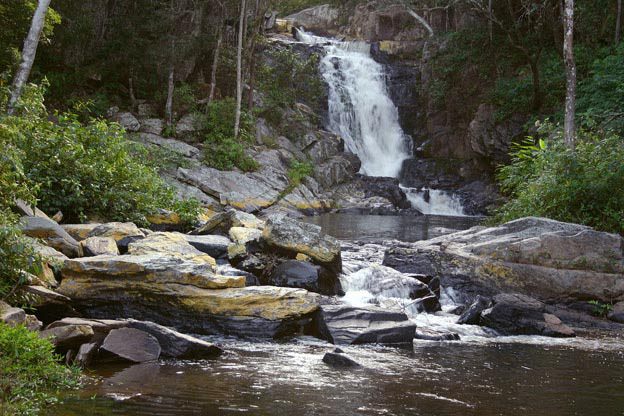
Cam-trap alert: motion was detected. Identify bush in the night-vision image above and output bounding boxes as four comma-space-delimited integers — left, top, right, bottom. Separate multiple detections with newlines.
197, 98, 258, 172
0, 83, 201, 225
0, 323, 81, 416
494, 121, 624, 234
280, 159, 314, 197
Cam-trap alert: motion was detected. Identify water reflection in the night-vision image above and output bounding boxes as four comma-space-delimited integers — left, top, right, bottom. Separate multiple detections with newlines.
305, 213, 482, 242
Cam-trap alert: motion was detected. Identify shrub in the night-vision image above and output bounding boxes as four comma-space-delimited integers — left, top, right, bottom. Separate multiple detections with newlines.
0, 224, 42, 305
281, 159, 314, 197
197, 98, 258, 172
0, 83, 201, 225
0, 323, 81, 416
494, 121, 624, 234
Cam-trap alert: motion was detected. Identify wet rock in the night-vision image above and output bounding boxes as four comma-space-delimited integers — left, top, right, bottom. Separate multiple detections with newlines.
357, 175, 411, 209
81, 236, 119, 256
39, 324, 94, 350
125, 319, 223, 359
20, 216, 82, 257
383, 217, 624, 308
414, 329, 460, 341
312, 304, 416, 346
480, 294, 575, 337
62, 223, 100, 241
269, 260, 343, 296
185, 235, 232, 258
412, 294, 442, 313
100, 328, 161, 363
457, 295, 491, 325
191, 209, 265, 235
111, 112, 140, 132
0, 301, 26, 326
344, 265, 432, 301
322, 351, 360, 367
608, 301, 624, 324
263, 214, 342, 274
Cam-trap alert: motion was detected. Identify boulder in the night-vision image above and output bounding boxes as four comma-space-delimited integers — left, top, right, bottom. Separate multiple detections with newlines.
61, 254, 238, 291
20, 216, 82, 257
263, 215, 342, 274
13, 199, 49, 219
285, 4, 340, 35
146, 209, 184, 232
269, 260, 343, 296
136, 132, 200, 158
0, 301, 26, 326
75, 342, 99, 368
311, 304, 416, 346
229, 227, 263, 246
111, 112, 140, 132
608, 301, 624, 324
176, 113, 200, 135
457, 295, 491, 325
139, 118, 164, 136
315, 154, 361, 189
23, 285, 80, 325
191, 209, 265, 235
81, 236, 119, 256
127, 232, 217, 268
480, 294, 575, 337
383, 217, 624, 307
62, 223, 100, 241
184, 235, 232, 258
100, 328, 161, 363
39, 324, 94, 350
24, 314, 43, 331
125, 319, 223, 359
88, 222, 144, 252
343, 265, 432, 301
322, 351, 360, 367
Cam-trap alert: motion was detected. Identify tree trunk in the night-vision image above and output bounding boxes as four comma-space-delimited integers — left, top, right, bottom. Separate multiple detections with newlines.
405, 8, 434, 37
563, 0, 576, 149
165, 67, 175, 128
7, 0, 52, 115
234, 0, 246, 140
208, 24, 223, 104
617, 0, 622, 44
488, 0, 493, 43
129, 75, 137, 111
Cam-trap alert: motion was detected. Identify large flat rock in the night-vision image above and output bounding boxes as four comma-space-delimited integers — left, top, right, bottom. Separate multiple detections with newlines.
383, 217, 624, 306
20, 216, 82, 257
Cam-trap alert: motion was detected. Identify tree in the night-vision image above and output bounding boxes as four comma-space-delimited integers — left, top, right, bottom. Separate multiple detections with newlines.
563, 0, 576, 148
234, 0, 246, 140
7, 0, 51, 115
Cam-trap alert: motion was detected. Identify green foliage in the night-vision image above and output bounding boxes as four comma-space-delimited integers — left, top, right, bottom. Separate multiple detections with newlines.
588, 300, 614, 318
197, 98, 258, 172
257, 47, 324, 125
281, 159, 314, 197
0, 323, 81, 416
0, 83, 200, 225
577, 44, 624, 133
0, 224, 42, 305
0, 0, 61, 73
494, 121, 624, 234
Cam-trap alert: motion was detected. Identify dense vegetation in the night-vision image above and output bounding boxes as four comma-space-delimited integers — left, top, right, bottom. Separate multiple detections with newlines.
0, 323, 81, 416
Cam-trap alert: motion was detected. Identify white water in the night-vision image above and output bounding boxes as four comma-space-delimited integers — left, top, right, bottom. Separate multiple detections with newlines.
297, 30, 410, 178
402, 186, 466, 216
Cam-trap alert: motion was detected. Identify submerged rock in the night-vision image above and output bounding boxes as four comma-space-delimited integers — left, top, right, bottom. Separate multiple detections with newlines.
311, 304, 416, 346
322, 351, 360, 367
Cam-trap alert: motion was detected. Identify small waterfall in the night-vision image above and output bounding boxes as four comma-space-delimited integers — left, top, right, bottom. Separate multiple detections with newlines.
298, 30, 410, 178
402, 187, 466, 216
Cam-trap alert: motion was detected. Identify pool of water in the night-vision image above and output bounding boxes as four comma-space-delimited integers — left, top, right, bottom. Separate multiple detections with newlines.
50, 337, 624, 416
305, 213, 483, 242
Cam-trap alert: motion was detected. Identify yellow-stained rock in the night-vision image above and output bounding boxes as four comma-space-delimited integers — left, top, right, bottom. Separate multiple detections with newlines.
127, 232, 217, 269
62, 223, 101, 241
192, 209, 265, 235
296, 253, 311, 262
146, 209, 182, 226
229, 227, 263, 246
81, 236, 119, 256
88, 222, 144, 242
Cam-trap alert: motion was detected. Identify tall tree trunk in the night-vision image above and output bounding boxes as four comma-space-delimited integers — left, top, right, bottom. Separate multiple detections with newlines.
234, 0, 246, 140
165, 67, 175, 128
208, 23, 223, 104
617, 0, 622, 44
563, 0, 576, 149
129, 74, 137, 111
247, 0, 261, 111
7, 0, 51, 115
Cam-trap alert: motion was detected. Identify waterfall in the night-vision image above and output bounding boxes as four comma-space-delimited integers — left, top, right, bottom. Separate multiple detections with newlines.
298, 30, 468, 216
298, 30, 410, 178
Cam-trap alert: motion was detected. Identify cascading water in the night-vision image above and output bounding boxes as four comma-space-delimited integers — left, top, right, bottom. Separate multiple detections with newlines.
297, 30, 411, 178
298, 30, 468, 216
